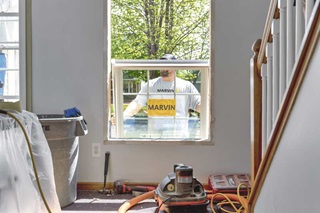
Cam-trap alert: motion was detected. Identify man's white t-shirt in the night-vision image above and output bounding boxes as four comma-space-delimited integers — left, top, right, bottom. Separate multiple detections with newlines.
133, 77, 200, 137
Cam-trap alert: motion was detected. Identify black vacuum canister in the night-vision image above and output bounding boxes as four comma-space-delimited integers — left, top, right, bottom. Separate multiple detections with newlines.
167, 201, 210, 213
155, 164, 208, 213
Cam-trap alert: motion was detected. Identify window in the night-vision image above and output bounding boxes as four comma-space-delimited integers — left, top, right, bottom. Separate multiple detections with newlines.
0, 0, 20, 102
105, 0, 213, 144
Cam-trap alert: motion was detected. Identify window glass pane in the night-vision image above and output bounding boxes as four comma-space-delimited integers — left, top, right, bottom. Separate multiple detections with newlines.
0, 17, 19, 42
0, 49, 19, 99
0, 49, 19, 69
0, 0, 19, 13
1, 69, 19, 96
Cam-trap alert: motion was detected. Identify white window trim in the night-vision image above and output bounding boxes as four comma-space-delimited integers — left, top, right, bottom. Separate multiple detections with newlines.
19, 0, 27, 109
103, 0, 214, 145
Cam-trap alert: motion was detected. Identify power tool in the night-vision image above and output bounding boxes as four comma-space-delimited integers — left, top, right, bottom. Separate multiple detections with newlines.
117, 164, 249, 213
154, 163, 208, 213
114, 180, 155, 194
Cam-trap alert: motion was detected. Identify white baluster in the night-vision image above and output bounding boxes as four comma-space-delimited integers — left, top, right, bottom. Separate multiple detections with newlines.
305, 0, 315, 27
287, 0, 296, 84
280, 0, 287, 102
266, 43, 273, 139
261, 64, 268, 155
272, 19, 280, 123
296, 0, 305, 56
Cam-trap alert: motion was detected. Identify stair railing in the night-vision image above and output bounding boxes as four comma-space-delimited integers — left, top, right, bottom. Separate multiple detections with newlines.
249, 0, 319, 211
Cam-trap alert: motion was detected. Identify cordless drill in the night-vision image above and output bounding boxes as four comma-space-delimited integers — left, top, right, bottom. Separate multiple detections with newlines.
114, 180, 155, 194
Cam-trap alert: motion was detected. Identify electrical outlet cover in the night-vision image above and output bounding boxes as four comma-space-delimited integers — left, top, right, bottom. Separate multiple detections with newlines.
92, 143, 101, 157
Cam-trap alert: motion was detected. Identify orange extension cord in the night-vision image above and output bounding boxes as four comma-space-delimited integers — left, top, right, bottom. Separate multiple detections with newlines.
117, 186, 249, 213
207, 193, 248, 213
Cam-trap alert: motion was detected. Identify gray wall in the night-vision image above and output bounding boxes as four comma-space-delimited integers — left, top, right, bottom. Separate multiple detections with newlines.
31, 0, 269, 183
255, 39, 320, 212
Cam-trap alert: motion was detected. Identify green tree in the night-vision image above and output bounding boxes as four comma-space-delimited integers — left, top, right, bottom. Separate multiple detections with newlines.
111, 0, 209, 80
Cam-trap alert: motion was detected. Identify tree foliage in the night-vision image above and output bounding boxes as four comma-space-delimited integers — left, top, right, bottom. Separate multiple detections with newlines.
111, 0, 209, 80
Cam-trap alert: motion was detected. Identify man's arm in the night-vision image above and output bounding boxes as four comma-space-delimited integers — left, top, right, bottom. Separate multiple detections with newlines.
111, 101, 143, 126
123, 100, 143, 117
195, 104, 201, 113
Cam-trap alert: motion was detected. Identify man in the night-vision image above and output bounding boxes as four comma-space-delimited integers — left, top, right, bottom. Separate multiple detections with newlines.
121, 54, 201, 138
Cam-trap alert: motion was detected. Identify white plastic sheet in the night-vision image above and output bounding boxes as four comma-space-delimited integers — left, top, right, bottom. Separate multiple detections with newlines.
0, 110, 61, 213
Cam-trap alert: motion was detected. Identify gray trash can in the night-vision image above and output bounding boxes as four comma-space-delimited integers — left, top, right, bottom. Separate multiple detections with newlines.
37, 114, 88, 207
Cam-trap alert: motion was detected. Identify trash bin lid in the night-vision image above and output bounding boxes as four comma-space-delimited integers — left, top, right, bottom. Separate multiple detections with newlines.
37, 114, 88, 137
37, 114, 84, 122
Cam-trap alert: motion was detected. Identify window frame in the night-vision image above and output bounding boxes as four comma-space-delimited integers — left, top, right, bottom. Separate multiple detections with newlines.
0, 0, 26, 107
106, 59, 213, 145
103, 0, 214, 145
0, 11, 19, 101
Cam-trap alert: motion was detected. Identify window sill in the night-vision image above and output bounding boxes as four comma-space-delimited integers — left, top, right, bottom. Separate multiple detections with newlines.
104, 139, 214, 146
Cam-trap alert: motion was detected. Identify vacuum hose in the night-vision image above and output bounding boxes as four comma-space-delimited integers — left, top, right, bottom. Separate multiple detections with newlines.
0, 109, 52, 213
118, 190, 155, 213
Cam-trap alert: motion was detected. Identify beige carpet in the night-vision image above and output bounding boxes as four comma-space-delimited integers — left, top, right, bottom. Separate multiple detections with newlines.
60, 191, 157, 212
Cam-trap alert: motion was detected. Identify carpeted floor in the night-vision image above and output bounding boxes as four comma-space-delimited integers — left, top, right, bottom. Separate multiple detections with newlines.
61, 190, 157, 212
61, 190, 228, 213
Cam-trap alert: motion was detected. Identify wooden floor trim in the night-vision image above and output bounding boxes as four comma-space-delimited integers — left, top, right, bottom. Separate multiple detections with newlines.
77, 182, 210, 191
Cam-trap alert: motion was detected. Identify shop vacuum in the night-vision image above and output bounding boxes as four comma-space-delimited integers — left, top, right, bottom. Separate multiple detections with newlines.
118, 163, 248, 213
154, 164, 209, 213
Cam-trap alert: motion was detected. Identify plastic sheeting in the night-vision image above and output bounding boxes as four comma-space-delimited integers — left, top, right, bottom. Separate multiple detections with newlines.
0, 110, 61, 213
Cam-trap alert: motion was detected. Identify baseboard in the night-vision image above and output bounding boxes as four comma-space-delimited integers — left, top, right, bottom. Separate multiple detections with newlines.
77, 182, 210, 191
77, 182, 158, 191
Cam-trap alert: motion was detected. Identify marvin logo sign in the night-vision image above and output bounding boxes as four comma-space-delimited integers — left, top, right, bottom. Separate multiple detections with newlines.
157, 89, 174, 92
147, 99, 176, 116
157, 88, 181, 93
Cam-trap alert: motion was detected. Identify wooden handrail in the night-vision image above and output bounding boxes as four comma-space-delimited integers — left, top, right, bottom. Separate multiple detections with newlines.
250, 39, 262, 184
249, 1, 320, 212
257, 0, 278, 70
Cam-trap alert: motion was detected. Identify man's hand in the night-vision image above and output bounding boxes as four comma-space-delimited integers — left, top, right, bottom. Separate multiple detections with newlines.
111, 116, 116, 126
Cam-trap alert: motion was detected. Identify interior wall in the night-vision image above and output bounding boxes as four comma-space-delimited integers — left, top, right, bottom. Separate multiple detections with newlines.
31, 0, 269, 183
254, 39, 320, 213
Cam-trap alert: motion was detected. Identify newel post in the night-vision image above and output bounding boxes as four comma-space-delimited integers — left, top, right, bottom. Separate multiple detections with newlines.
250, 39, 262, 184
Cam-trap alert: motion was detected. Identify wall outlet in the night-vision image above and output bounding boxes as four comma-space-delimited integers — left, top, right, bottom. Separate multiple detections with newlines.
92, 143, 101, 157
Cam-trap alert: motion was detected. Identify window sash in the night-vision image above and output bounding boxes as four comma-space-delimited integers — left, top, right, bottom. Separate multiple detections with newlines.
109, 59, 210, 142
